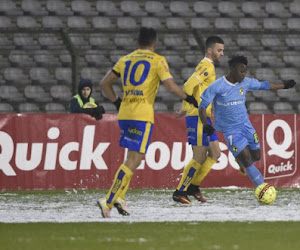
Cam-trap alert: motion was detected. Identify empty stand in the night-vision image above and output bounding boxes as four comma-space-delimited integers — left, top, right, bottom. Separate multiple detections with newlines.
18, 102, 40, 113
248, 102, 271, 114
120, 1, 147, 16
145, 1, 171, 17
50, 85, 72, 101
44, 103, 66, 113
0, 103, 14, 113
46, 0, 73, 15
169, 1, 195, 17
273, 102, 295, 114
71, 0, 98, 16
24, 85, 53, 102
218, 1, 244, 18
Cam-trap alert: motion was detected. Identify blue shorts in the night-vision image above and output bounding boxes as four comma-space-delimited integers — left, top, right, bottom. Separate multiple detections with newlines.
118, 120, 153, 154
185, 116, 218, 146
222, 120, 260, 157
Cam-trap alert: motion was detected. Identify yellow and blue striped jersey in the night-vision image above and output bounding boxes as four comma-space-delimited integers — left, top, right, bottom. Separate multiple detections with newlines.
113, 49, 173, 123
182, 57, 216, 117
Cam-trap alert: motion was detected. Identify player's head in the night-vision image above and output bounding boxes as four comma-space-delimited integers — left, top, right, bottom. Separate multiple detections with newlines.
205, 36, 224, 64
78, 79, 93, 99
228, 54, 248, 83
137, 27, 157, 50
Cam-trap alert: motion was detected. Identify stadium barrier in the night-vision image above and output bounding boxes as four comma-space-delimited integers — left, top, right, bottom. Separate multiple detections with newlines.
0, 113, 299, 190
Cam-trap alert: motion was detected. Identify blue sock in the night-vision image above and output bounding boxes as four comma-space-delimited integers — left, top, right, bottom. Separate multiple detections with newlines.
245, 164, 264, 187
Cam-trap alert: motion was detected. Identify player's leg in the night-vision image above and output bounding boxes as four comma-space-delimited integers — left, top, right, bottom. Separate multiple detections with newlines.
188, 118, 220, 202
99, 120, 153, 217
173, 116, 205, 204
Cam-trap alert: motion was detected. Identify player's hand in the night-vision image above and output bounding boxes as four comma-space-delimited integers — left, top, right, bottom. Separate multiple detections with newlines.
203, 124, 215, 136
173, 109, 186, 118
184, 94, 198, 108
113, 97, 122, 111
283, 79, 296, 89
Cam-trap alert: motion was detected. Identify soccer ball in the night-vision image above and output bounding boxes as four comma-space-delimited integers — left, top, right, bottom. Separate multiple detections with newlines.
255, 183, 276, 205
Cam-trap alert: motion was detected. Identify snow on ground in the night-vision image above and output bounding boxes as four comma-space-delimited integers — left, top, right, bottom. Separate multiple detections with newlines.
1, 188, 300, 223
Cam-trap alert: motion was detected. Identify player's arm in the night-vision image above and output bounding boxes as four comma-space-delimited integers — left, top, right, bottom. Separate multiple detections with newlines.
269, 80, 296, 90
198, 86, 216, 136
162, 78, 198, 108
99, 70, 122, 110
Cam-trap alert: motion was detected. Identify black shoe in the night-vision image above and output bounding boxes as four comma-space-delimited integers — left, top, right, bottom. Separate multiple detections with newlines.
172, 190, 192, 204
187, 184, 207, 202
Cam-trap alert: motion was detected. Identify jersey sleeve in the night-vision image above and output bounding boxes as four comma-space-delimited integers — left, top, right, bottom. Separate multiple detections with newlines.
157, 56, 173, 81
248, 78, 270, 91
112, 56, 123, 76
192, 63, 214, 86
199, 84, 217, 109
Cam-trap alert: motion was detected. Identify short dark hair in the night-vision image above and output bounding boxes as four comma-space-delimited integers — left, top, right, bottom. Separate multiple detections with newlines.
228, 54, 248, 68
137, 27, 157, 46
205, 36, 224, 50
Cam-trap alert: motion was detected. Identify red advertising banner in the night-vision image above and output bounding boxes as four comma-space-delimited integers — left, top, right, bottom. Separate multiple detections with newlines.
0, 113, 299, 190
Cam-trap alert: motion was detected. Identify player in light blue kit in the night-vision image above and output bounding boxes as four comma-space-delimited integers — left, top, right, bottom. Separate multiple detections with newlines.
199, 54, 296, 187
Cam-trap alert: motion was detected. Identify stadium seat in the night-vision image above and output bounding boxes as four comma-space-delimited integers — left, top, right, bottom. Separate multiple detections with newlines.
101, 102, 117, 113
263, 18, 284, 30
289, 2, 300, 17
287, 18, 300, 30
193, 2, 220, 17
261, 35, 285, 50
245, 92, 256, 102
169, 1, 196, 17
18, 102, 40, 113
0, 103, 14, 113
59, 53, 72, 67
38, 34, 64, 50
13, 34, 40, 50
81, 67, 102, 83
214, 18, 235, 29
166, 17, 187, 29
276, 88, 300, 101
163, 34, 187, 49
273, 102, 294, 114
0, 35, 14, 50
30, 67, 57, 85
252, 90, 279, 101
221, 36, 240, 51
89, 33, 115, 49
55, 68, 72, 85
0, 0, 23, 15
282, 51, 300, 67
254, 68, 277, 82
141, 17, 164, 29
46, 0, 73, 15
110, 50, 127, 64
24, 85, 53, 102
50, 85, 72, 101
145, 1, 171, 17
117, 17, 137, 29
154, 102, 168, 113
9, 52, 35, 67
236, 34, 263, 51
4, 68, 30, 85
241, 2, 268, 18
34, 52, 61, 67
181, 67, 195, 82
265, 2, 292, 18
184, 51, 204, 65
42, 16, 64, 29
71, 0, 98, 16
248, 102, 271, 114
69, 34, 90, 49
67, 16, 90, 29
114, 34, 135, 49
0, 85, 25, 102
215, 67, 227, 79
92, 17, 115, 29
258, 52, 285, 67
0, 16, 14, 28
44, 103, 66, 113
279, 68, 300, 82
285, 35, 300, 48
239, 18, 260, 30
218, 1, 245, 17
120, 1, 147, 16
96, 1, 122, 16
21, 0, 48, 16
85, 53, 111, 67
164, 53, 185, 69
190, 18, 212, 29
0, 55, 10, 68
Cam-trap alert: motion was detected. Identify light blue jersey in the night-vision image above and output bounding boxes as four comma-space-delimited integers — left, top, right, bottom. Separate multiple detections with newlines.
199, 76, 270, 131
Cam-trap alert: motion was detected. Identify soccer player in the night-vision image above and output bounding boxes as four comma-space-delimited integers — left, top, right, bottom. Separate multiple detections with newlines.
172, 36, 224, 204
198, 54, 296, 188
97, 27, 198, 218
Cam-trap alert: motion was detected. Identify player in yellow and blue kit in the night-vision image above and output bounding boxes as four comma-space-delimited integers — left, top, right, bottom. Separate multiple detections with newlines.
173, 36, 224, 204
199, 54, 296, 188
97, 27, 198, 218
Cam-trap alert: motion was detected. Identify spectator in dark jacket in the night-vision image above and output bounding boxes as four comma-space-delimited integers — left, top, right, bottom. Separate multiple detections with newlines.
69, 79, 105, 120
